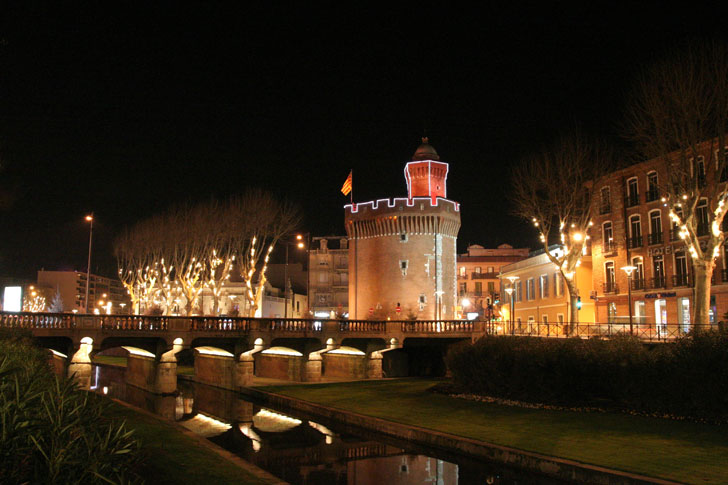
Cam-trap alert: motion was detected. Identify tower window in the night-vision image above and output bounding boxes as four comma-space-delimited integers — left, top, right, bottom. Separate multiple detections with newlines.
400, 233, 408, 242
399, 260, 408, 276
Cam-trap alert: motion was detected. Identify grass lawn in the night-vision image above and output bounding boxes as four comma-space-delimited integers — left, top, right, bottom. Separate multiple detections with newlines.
106, 401, 277, 484
93, 355, 195, 375
258, 378, 728, 484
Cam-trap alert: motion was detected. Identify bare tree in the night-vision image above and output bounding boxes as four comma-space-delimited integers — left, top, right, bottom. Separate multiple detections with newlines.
512, 133, 612, 328
115, 190, 300, 317
231, 190, 301, 317
625, 41, 728, 327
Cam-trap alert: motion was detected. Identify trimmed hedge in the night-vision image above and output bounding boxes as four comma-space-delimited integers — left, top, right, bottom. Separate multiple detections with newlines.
0, 331, 142, 484
445, 330, 728, 421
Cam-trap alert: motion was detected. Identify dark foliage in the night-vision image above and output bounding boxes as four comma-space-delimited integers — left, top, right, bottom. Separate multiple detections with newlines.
446, 331, 728, 421
0, 332, 143, 484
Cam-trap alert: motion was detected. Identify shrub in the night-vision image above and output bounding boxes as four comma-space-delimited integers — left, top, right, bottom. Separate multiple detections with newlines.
0, 339, 142, 483
445, 332, 728, 421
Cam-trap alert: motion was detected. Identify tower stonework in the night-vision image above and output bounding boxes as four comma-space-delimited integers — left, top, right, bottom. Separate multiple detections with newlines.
345, 139, 461, 320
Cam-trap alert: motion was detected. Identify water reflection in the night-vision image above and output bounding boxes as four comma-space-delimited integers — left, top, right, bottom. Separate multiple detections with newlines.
92, 365, 563, 484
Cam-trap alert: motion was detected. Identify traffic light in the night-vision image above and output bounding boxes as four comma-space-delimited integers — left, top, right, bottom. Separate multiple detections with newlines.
576, 296, 582, 310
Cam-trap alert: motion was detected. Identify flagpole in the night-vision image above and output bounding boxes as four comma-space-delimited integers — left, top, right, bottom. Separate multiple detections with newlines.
350, 169, 353, 204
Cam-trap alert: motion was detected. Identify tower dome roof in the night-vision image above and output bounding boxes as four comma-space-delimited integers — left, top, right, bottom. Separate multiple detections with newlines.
412, 137, 440, 161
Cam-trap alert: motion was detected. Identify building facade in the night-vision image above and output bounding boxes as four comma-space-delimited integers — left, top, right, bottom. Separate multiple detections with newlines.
345, 139, 461, 320
37, 270, 128, 313
456, 244, 529, 318
500, 247, 595, 331
308, 237, 349, 317
591, 144, 728, 328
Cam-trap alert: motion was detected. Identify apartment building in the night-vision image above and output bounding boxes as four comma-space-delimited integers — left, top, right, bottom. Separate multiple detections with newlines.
591, 142, 728, 328
308, 237, 349, 317
456, 244, 528, 318
500, 247, 595, 330
37, 270, 128, 313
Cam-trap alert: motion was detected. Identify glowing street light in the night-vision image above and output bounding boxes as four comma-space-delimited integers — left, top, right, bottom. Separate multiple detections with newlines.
84, 213, 94, 313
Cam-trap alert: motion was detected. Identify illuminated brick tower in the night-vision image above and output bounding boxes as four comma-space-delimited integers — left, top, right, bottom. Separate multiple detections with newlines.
345, 138, 461, 320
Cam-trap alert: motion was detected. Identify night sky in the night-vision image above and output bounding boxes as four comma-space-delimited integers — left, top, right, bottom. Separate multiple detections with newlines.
1, 3, 726, 280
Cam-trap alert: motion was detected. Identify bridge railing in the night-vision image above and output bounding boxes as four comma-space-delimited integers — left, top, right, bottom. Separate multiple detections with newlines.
401, 320, 474, 333
0, 311, 78, 329
1, 312, 720, 341
496, 321, 714, 341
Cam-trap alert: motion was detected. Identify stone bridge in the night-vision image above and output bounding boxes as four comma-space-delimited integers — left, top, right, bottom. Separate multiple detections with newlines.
1, 312, 481, 394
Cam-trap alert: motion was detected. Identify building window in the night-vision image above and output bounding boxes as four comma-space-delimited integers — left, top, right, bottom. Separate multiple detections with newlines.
697, 156, 706, 188
653, 256, 665, 288
487, 281, 495, 294
488, 266, 494, 273
628, 215, 642, 248
646, 171, 659, 202
600, 186, 611, 214
626, 177, 639, 207
648, 210, 662, 245
697, 199, 709, 236
526, 278, 535, 300
539, 274, 548, 298
474, 282, 483, 295
674, 251, 689, 286
671, 206, 683, 241
554, 272, 562, 296
400, 233, 408, 242
542, 315, 548, 324
608, 302, 617, 323
632, 256, 644, 290
605, 261, 616, 293
603, 221, 614, 253
399, 260, 408, 276
516, 281, 523, 302
557, 314, 564, 324
459, 266, 466, 276
474, 267, 481, 274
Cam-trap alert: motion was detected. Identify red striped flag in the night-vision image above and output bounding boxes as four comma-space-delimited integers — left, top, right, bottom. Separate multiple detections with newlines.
341, 171, 352, 196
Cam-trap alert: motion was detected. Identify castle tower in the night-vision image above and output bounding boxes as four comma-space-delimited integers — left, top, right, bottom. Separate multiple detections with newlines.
345, 138, 461, 320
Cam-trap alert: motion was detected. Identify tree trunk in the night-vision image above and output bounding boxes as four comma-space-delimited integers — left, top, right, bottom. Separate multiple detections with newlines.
564, 278, 578, 335
693, 260, 713, 331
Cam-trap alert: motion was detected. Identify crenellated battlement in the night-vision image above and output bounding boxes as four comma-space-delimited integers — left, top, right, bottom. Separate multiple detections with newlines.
344, 197, 460, 239
345, 197, 460, 214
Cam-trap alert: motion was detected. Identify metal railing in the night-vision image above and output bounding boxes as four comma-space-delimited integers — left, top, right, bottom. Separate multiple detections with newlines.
495, 321, 716, 341
649, 276, 667, 289
602, 282, 619, 294
672, 273, 690, 287
0, 312, 721, 343
625, 193, 640, 207
647, 232, 663, 245
603, 240, 617, 254
627, 235, 643, 249
631, 278, 646, 290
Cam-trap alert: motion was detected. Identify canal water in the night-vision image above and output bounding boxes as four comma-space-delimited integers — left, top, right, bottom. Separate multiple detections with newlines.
91, 365, 567, 484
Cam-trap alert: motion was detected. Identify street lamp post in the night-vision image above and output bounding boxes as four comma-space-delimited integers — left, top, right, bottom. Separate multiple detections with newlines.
621, 265, 637, 335
505, 276, 519, 335
504, 288, 514, 335
284, 234, 305, 318
84, 213, 94, 313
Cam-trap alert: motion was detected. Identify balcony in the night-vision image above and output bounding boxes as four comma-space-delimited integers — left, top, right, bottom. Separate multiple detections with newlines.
670, 227, 681, 241
672, 273, 690, 287
603, 239, 617, 254
603, 281, 618, 294
471, 272, 498, 279
457, 273, 468, 280
599, 203, 611, 215
647, 232, 663, 245
627, 235, 643, 249
631, 278, 646, 291
649, 276, 667, 289
645, 188, 660, 203
624, 193, 640, 208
